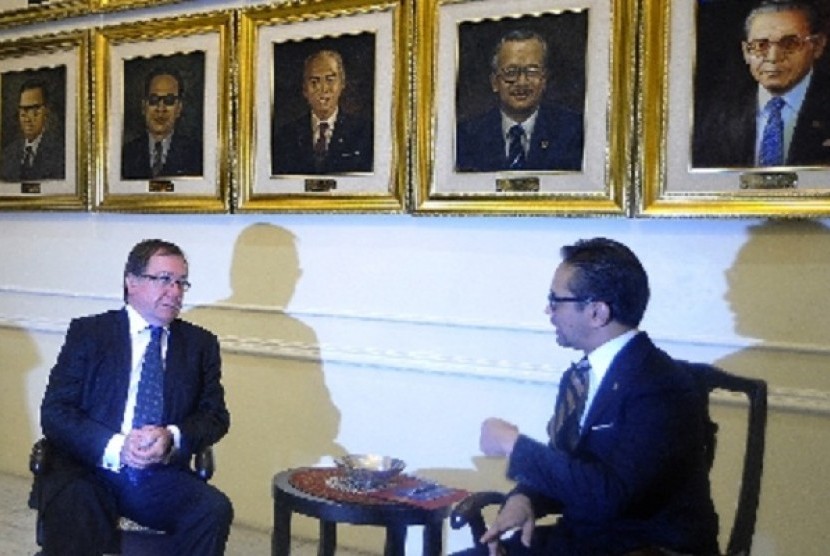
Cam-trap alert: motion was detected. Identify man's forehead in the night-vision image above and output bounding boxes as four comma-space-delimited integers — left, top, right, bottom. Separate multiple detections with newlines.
149, 74, 180, 92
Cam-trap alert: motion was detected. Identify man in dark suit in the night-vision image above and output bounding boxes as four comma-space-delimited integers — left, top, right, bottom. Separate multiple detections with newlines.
473, 238, 718, 555
693, 0, 830, 168
271, 49, 373, 175
1, 78, 65, 182
35, 239, 232, 555
455, 29, 583, 173
121, 69, 203, 179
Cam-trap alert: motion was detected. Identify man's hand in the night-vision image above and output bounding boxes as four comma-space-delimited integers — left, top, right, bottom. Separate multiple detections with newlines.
120, 425, 172, 469
480, 494, 535, 555
480, 417, 520, 457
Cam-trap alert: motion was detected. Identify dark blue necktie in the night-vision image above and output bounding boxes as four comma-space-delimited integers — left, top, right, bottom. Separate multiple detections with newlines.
133, 326, 164, 428
507, 124, 526, 169
759, 97, 785, 166
548, 357, 591, 452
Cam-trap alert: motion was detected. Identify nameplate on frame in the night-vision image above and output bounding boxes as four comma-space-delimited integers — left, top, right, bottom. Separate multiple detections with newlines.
740, 172, 797, 190
496, 177, 540, 192
149, 180, 175, 192
305, 179, 337, 192
21, 182, 41, 194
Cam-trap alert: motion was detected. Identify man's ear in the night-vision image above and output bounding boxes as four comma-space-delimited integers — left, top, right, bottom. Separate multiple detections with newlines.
590, 301, 613, 327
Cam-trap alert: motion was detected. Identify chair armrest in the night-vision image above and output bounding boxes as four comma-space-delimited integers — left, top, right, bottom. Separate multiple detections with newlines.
29, 438, 49, 476
194, 445, 214, 482
450, 490, 507, 546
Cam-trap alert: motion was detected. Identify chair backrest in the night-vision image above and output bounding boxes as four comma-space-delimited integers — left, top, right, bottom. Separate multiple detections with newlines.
682, 362, 768, 556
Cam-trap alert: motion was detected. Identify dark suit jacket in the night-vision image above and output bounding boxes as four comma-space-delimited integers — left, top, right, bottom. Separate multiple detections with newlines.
692, 70, 830, 168
36, 309, 229, 510
121, 132, 203, 179
455, 105, 584, 172
271, 110, 373, 175
0, 128, 65, 182
506, 333, 718, 555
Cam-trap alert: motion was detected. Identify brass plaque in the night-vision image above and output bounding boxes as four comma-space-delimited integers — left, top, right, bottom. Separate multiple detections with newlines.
495, 177, 540, 192
739, 172, 797, 190
149, 180, 175, 192
305, 179, 337, 192
21, 182, 41, 194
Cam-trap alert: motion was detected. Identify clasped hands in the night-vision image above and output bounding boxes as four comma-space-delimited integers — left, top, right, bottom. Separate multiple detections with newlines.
120, 425, 172, 469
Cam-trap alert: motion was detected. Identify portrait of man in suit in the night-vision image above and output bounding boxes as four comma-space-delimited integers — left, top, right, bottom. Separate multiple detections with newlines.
692, 0, 830, 168
271, 34, 374, 176
121, 63, 204, 180
455, 22, 585, 173
0, 71, 66, 183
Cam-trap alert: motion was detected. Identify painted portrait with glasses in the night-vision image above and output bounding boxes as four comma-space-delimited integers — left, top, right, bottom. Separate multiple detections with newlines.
692, 0, 830, 169
454, 12, 587, 173
0, 65, 66, 184
120, 51, 205, 180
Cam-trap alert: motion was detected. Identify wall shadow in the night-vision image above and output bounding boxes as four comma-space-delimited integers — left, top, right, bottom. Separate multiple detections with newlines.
1, 321, 41, 475
713, 219, 830, 556
183, 223, 346, 523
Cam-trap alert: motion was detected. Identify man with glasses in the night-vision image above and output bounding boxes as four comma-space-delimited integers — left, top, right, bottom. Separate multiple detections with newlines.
35, 239, 232, 555
121, 68, 203, 179
469, 238, 717, 555
455, 29, 583, 172
1, 78, 65, 182
693, 0, 830, 168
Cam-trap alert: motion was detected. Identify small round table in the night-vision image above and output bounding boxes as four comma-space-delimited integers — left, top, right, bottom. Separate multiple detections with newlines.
272, 468, 453, 556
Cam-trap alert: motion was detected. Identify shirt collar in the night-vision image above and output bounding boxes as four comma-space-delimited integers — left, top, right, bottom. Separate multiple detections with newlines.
500, 109, 540, 139
585, 329, 639, 388
312, 109, 339, 130
125, 304, 167, 335
758, 70, 812, 113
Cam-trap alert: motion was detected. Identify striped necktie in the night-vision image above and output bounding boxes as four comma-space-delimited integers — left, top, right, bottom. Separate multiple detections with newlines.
548, 357, 591, 452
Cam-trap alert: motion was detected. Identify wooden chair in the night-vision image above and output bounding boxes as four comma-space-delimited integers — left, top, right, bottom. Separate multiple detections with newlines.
28, 437, 215, 554
450, 363, 767, 556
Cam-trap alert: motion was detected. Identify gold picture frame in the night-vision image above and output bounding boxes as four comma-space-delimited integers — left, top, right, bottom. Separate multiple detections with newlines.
0, 30, 89, 211
637, 1, 830, 217
92, 11, 233, 213
236, 0, 409, 213
412, 0, 634, 215
0, 0, 91, 31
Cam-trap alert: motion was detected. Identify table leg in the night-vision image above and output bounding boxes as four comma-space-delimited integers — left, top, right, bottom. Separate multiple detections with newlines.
272, 499, 292, 556
383, 524, 407, 556
422, 521, 444, 556
318, 520, 336, 556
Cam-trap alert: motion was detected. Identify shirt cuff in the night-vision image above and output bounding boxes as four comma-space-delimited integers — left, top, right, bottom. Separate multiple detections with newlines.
101, 433, 126, 472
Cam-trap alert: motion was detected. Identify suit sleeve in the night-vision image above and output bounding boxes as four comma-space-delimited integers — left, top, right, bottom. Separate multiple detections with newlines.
40, 318, 122, 468
173, 328, 230, 459
506, 379, 704, 523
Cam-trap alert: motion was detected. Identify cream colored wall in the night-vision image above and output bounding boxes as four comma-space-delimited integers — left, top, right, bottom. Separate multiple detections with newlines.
1, 215, 830, 555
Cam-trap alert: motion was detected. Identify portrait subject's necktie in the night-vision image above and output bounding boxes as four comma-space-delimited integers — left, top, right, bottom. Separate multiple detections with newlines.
507, 124, 526, 169
22, 145, 34, 168
314, 122, 329, 172
759, 96, 785, 166
151, 141, 164, 177
548, 357, 591, 452
133, 326, 164, 429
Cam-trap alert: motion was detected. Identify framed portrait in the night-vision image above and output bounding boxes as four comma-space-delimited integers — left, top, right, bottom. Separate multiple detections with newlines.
0, 0, 90, 30
236, 0, 409, 213
0, 30, 88, 211
638, 0, 830, 217
92, 11, 233, 213
412, 0, 634, 215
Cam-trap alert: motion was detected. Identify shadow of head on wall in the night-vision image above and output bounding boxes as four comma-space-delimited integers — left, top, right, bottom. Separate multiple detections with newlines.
184, 223, 345, 469
720, 218, 830, 377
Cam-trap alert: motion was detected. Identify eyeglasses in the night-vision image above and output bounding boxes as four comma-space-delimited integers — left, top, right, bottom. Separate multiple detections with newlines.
547, 291, 591, 310
141, 273, 191, 291
497, 65, 545, 83
18, 104, 43, 116
744, 34, 818, 57
146, 94, 180, 107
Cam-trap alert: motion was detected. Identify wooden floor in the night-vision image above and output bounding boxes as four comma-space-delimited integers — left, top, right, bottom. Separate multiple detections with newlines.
0, 471, 375, 555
